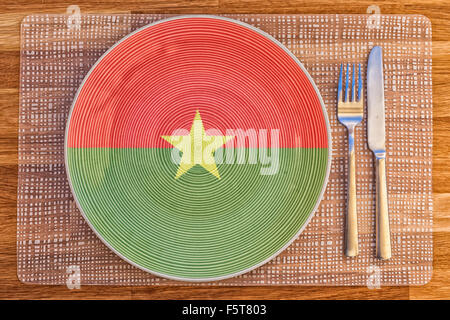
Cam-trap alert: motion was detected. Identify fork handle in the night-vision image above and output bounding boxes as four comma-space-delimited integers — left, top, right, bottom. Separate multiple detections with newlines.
375, 156, 391, 260
345, 129, 358, 257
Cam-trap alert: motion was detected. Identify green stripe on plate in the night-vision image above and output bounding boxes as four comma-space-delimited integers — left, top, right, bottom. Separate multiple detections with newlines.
67, 147, 328, 280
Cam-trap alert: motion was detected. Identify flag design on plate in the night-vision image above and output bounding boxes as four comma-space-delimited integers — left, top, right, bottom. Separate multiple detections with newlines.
66, 16, 330, 281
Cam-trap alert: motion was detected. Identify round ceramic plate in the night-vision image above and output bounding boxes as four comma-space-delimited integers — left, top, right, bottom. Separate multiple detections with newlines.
65, 15, 331, 282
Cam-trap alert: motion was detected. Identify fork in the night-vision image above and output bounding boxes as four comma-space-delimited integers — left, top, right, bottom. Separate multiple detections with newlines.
337, 63, 363, 257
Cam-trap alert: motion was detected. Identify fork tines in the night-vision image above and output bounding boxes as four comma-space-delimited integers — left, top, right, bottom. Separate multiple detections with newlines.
338, 63, 363, 119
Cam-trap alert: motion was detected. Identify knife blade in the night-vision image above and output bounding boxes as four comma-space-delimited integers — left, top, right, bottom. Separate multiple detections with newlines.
367, 46, 391, 260
367, 46, 386, 154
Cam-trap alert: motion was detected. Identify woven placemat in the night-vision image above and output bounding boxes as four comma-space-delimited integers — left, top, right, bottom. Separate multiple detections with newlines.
17, 14, 432, 286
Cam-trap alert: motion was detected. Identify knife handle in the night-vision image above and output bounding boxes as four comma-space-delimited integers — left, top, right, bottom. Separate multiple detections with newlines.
345, 129, 358, 257
375, 156, 391, 260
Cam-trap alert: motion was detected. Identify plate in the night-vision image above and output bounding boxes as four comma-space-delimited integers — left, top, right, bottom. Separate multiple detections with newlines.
65, 15, 331, 281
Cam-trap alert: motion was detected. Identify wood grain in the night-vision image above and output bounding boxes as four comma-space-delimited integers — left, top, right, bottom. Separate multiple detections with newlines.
0, 0, 449, 300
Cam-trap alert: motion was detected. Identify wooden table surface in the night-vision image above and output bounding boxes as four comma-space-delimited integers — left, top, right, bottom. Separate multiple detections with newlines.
1, 0, 449, 300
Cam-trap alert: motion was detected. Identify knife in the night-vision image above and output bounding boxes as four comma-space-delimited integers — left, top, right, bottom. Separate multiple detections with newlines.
367, 46, 392, 260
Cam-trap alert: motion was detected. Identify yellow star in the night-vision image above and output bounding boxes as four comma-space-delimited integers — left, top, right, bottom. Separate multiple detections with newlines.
161, 111, 234, 179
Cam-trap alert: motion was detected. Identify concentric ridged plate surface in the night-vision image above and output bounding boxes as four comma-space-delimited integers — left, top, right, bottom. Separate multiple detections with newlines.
65, 15, 331, 281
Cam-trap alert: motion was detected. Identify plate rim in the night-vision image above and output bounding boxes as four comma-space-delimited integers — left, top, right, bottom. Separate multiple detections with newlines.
64, 14, 332, 282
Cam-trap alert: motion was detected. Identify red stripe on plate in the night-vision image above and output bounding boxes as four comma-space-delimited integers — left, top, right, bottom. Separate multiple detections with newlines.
67, 17, 328, 149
